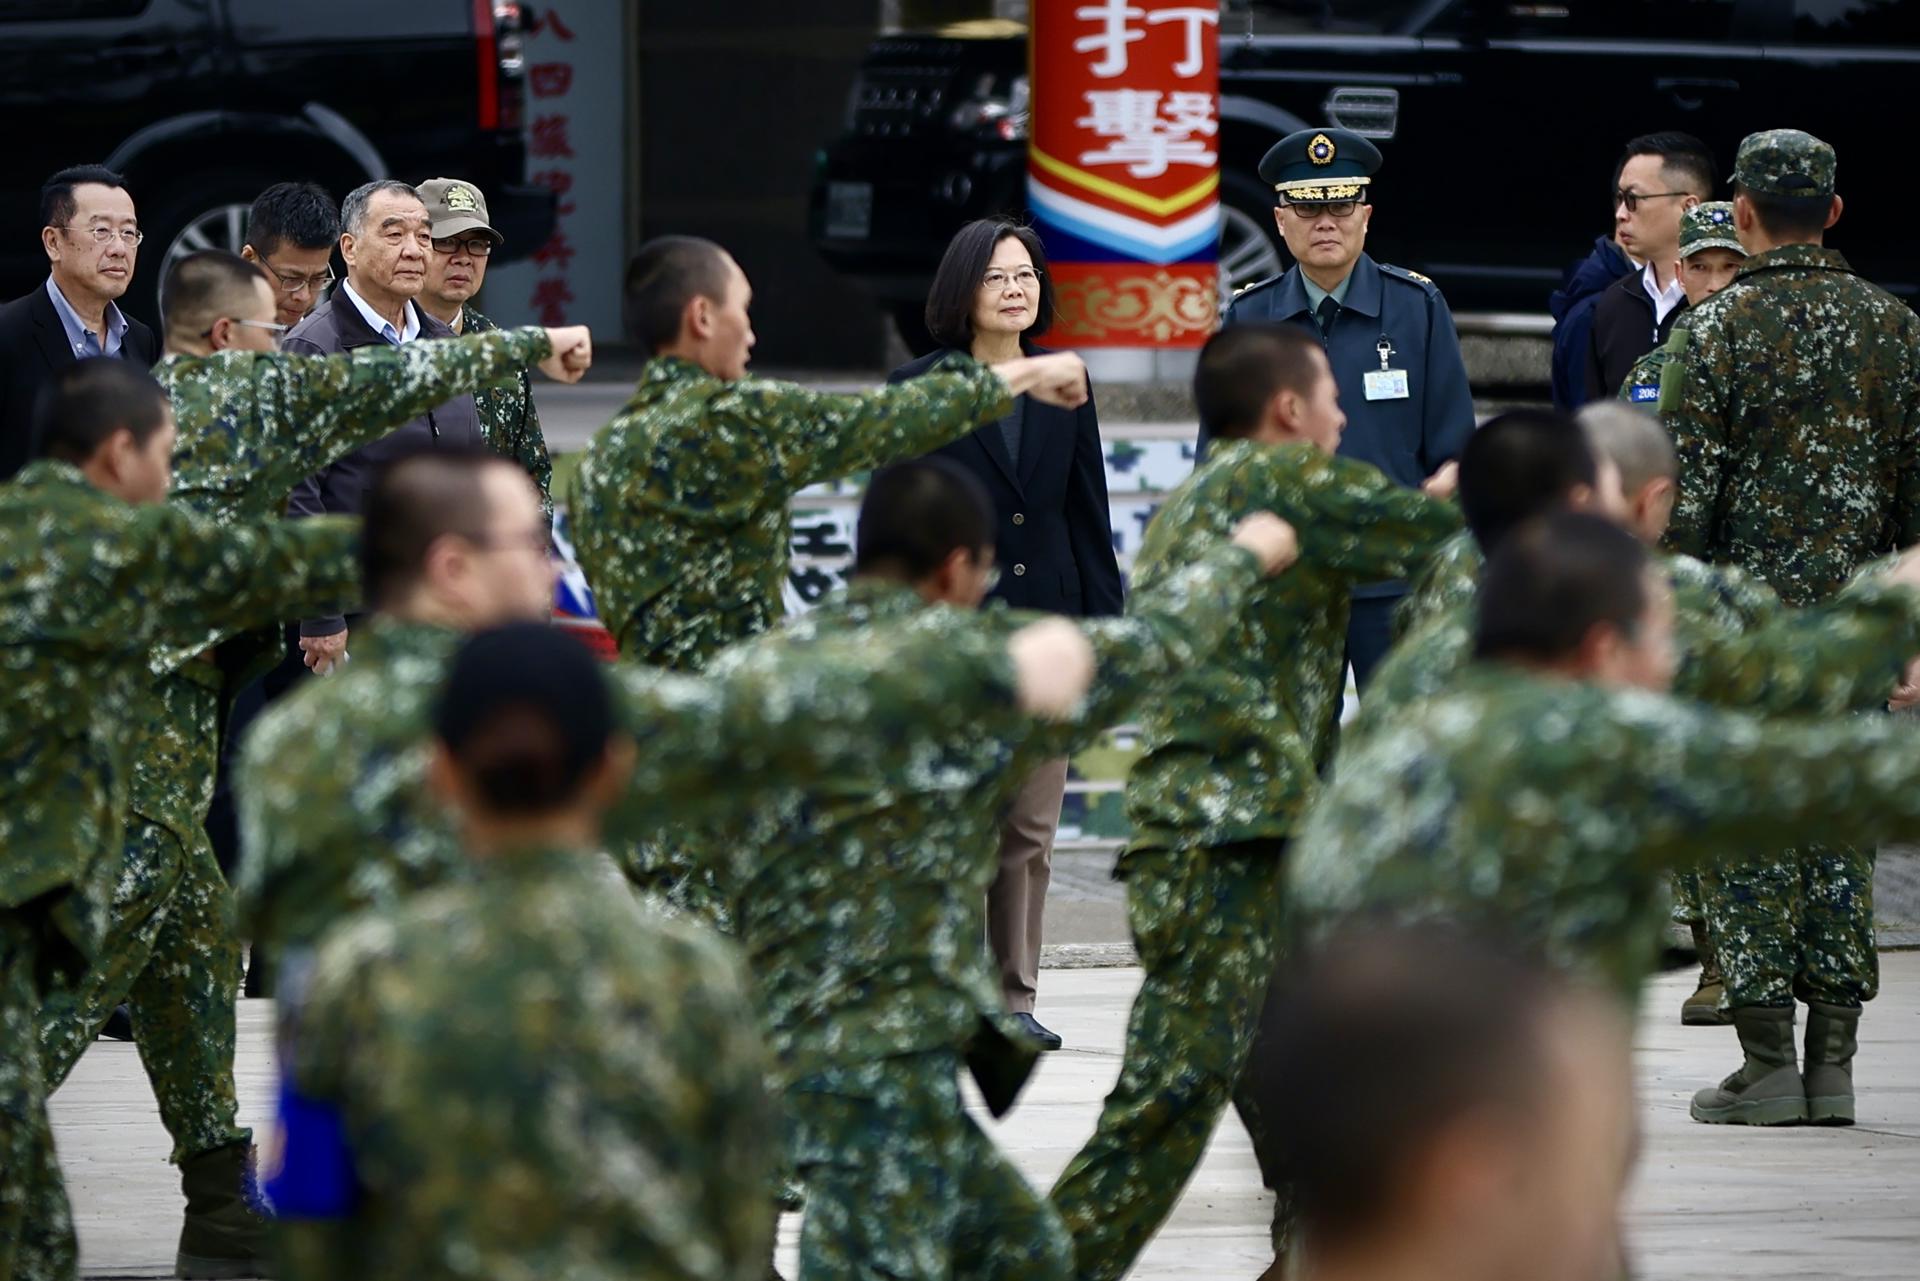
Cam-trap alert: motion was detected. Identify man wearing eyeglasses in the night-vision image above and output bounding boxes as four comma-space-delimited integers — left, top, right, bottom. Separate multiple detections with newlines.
1217, 127, 1473, 690
416, 177, 553, 516
240, 180, 342, 331
0, 164, 159, 479
1580, 132, 1714, 405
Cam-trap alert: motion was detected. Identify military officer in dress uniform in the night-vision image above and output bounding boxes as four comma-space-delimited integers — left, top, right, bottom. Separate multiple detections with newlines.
1214, 126, 1476, 686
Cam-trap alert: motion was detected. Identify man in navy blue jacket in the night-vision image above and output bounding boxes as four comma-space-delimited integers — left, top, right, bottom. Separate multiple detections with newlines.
1218, 127, 1474, 688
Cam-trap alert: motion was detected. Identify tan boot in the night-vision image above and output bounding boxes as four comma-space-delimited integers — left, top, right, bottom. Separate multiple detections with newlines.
1690, 1006, 1808, 1126
1803, 1000, 1860, 1127
1681, 922, 1730, 1026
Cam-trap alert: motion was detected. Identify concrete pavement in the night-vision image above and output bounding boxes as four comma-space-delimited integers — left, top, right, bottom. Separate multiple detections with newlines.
54, 953, 1920, 1278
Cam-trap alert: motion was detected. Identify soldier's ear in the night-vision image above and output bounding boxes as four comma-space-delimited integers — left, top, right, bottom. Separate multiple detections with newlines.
584, 737, 636, 811
1825, 195, 1843, 231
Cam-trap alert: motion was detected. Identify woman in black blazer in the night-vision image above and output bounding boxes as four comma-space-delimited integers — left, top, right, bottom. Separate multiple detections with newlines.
889, 219, 1124, 1050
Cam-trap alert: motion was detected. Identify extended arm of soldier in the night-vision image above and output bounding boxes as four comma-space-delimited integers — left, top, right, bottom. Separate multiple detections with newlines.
743, 351, 1090, 492
1657, 323, 1732, 559
1291, 453, 1464, 581
256, 326, 587, 500
1678, 547, 1920, 715
1623, 692, 1920, 874
1021, 514, 1299, 762
606, 612, 1101, 832
119, 505, 364, 650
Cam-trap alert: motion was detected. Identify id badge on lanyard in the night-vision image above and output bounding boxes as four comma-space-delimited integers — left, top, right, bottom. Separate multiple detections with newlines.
1363, 336, 1410, 401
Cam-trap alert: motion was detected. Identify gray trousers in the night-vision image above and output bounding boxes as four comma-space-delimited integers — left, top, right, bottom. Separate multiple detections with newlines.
988, 757, 1069, 1013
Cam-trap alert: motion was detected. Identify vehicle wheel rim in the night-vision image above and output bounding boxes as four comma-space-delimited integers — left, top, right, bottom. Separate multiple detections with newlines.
163, 203, 253, 279
1218, 204, 1284, 310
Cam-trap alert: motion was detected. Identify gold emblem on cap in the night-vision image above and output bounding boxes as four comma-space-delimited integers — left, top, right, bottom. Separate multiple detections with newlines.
444, 184, 479, 212
1308, 133, 1336, 166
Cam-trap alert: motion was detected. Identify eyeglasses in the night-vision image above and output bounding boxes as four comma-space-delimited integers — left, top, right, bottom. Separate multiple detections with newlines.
1279, 200, 1362, 220
1614, 188, 1690, 214
259, 258, 335, 295
980, 268, 1040, 291
432, 235, 496, 258
201, 317, 291, 345
56, 225, 144, 246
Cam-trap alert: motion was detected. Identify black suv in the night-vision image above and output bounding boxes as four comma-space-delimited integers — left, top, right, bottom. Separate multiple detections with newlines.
0, 0, 554, 325
810, 1, 1920, 342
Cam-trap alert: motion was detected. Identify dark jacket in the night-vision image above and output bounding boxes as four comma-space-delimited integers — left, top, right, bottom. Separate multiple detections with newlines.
281, 285, 483, 637
889, 344, 1124, 617
0, 282, 158, 480
1549, 235, 1634, 410
1583, 270, 1686, 404
1218, 253, 1476, 601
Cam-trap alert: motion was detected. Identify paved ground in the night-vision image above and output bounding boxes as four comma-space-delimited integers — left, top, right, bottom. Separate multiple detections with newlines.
54, 952, 1920, 1279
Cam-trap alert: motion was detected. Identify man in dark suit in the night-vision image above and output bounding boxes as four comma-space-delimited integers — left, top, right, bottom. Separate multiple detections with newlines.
281, 178, 490, 672
0, 165, 159, 479
891, 219, 1125, 1049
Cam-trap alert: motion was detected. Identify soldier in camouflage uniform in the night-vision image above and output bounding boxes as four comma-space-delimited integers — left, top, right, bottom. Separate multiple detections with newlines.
237, 450, 1084, 977
0, 359, 360, 1281
717, 459, 1296, 1280
566, 236, 1091, 923
25, 252, 586, 1278
276, 624, 776, 1281
1391, 407, 1624, 641
1048, 326, 1460, 1281
1290, 515, 1920, 1064
1661, 130, 1920, 1126
413, 178, 553, 517
1618, 202, 1745, 406
1363, 406, 1920, 1033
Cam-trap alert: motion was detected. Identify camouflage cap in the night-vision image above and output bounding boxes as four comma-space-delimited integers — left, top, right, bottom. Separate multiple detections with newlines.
1731, 129, 1835, 198
416, 177, 501, 243
1679, 202, 1744, 258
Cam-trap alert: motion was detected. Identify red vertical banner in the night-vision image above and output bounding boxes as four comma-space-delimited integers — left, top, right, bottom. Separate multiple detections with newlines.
1027, 1, 1220, 348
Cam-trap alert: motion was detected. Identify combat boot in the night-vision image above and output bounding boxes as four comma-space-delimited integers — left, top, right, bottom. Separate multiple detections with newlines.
1681, 922, 1730, 1027
176, 1141, 274, 1279
1689, 1005, 1807, 1126
1803, 1000, 1860, 1127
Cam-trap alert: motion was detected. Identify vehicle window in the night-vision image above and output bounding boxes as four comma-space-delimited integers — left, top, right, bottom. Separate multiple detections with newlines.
1439, 0, 1745, 40
0, 0, 147, 18
1245, 1, 1430, 35
1790, 0, 1920, 41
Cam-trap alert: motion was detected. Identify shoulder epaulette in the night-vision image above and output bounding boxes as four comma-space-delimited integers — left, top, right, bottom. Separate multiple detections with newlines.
1378, 263, 1439, 292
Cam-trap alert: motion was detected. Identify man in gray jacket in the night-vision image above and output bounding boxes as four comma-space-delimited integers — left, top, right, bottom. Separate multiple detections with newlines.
282, 179, 490, 670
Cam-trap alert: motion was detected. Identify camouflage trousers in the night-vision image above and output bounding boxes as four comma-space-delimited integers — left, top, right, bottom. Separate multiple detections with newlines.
1, 912, 78, 1281
1049, 845, 1286, 1281
788, 1051, 1072, 1281
35, 816, 250, 1164
1704, 844, 1876, 1009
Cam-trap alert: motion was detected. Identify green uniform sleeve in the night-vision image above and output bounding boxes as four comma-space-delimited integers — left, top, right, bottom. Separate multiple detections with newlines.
256, 328, 553, 499
119, 507, 362, 648
607, 623, 1024, 832
1296, 454, 1464, 582
1677, 579, 1920, 716
1626, 695, 1920, 874
1660, 323, 1732, 560
1026, 542, 1263, 761
735, 359, 1014, 491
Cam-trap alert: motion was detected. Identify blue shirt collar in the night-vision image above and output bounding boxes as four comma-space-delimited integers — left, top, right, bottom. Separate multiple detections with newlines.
44, 275, 128, 358
340, 277, 421, 345
1273, 253, 1385, 322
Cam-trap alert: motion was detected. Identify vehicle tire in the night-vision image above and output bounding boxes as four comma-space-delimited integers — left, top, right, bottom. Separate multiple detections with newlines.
889, 301, 938, 358
130, 171, 339, 330
1218, 171, 1288, 310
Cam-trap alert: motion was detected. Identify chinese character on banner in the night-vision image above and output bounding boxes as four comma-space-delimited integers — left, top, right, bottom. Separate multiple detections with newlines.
523, 11, 580, 328
1031, 0, 1221, 347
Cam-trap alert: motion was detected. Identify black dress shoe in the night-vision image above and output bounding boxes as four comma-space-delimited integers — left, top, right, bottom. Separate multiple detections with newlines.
99, 1004, 134, 1041
1014, 1012, 1063, 1051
